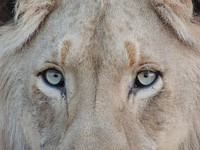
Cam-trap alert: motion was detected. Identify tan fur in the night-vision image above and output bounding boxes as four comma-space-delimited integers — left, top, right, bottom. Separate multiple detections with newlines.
124, 41, 137, 67
61, 40, 72, 66
0, 0, 56, 58
150, 0, 200, 47
0, 0, 200, 149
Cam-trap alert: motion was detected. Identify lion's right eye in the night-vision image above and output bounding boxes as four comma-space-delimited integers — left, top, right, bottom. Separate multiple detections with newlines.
134, 71, 160, 88
41, 69, 65, 88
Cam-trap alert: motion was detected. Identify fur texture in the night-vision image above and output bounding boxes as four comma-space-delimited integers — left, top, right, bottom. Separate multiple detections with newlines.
0, 0, 200, 149
150, 0, 200, 47
0, 0, 56, 58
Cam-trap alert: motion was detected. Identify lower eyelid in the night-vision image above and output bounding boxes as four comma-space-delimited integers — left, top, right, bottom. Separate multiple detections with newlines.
36, 76, 64, 99
129, 73, 163, 102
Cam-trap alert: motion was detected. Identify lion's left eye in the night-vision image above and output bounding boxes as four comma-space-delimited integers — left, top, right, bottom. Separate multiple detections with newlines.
42, 69, 65, 88
134, 71, 159, 88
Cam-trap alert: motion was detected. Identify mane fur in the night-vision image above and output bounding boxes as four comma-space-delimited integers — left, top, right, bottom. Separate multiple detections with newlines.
150, 0, 200, 48
0, 0, 56, 149
0, 0, 56, 58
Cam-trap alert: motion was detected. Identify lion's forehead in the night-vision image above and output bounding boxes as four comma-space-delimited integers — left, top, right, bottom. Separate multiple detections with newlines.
34, 0, 170, 69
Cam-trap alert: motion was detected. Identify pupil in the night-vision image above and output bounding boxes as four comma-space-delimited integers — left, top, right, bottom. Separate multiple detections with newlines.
53, 74, 59, 78
143, 73, 149, 78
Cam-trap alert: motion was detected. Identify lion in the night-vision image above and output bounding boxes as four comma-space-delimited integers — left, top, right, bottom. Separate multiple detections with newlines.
0, 0, 200, 149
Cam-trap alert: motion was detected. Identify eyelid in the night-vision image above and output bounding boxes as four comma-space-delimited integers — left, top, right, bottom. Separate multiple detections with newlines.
34, 63, 64, 77
134, 63, 165, 77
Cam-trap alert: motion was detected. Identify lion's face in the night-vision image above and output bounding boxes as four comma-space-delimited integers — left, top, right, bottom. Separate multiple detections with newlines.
0, 0, 200, 149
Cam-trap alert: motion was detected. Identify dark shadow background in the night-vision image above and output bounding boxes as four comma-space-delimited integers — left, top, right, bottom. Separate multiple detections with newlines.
0, 0, 15, 26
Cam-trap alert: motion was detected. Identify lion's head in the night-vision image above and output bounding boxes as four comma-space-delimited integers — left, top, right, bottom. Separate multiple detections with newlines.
0, 0, 200, 149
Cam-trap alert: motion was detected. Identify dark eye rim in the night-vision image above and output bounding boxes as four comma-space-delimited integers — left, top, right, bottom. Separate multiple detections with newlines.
40, 68, 65, 88
134, 71, 161, 89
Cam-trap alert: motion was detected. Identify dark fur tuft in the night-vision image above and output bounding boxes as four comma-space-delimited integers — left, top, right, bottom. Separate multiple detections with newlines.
193, 0, 200, 14
0, 0, 15, 26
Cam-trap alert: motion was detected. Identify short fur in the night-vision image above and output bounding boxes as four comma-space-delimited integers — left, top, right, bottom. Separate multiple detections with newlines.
0, 0, 200, 149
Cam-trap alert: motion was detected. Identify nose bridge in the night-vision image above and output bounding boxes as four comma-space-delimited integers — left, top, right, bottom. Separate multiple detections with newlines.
93, 76, 129, 148
93, 69, 123, 119
94, 70, 120, 123
61, 57, 129, 149
73, 87, 129, 150
81, 55, 123, 130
